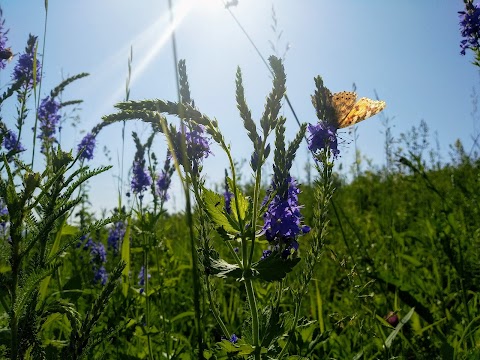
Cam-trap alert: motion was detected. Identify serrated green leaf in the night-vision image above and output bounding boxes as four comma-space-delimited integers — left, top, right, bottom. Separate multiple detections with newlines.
203, 188, 239, 234
252, 253, 301, 282
210, 258, 243, 279
227, 177, 251, 224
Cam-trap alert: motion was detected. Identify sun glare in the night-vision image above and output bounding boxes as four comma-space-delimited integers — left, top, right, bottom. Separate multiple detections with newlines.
90, 0, 199, 123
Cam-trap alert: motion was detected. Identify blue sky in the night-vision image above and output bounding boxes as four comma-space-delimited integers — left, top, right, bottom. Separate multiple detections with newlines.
0, 0, 477, 214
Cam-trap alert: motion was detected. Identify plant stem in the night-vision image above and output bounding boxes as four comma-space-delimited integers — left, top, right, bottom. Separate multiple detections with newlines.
244, 277, 260, 359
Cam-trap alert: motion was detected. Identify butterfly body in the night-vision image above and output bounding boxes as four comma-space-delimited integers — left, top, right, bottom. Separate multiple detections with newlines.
0, 48, 13, 62
331, 91, 386, 128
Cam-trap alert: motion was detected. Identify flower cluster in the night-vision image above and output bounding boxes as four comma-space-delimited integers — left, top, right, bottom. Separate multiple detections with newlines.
83, 237, 108, 285
131, 160, 151, 195
107, 220, 126, 254
261, 176, 310, 259
2, 129, 25, 153
156, 153, 174, 203
171, 124, 211, 175
307, 122, 339, 157
459, 1, 480, 55
37, 96, 61, 153
77, 133, 96, 160
12, 36, 41, 87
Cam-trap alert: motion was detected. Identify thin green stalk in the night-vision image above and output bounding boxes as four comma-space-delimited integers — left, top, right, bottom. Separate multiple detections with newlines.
168, 0, 181, 103
184, 182, 205, 359
31, 3, 48, 168
205, 277, 230, 338
244, 278, 260, 359
139, 199, 154, 360
248, 137, 268, 266
155, 246, 170, 359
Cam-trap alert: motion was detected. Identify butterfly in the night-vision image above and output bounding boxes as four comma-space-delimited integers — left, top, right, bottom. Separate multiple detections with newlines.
330, 91, 386, 128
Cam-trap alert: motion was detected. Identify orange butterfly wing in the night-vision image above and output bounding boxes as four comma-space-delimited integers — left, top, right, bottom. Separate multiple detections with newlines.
331, 91, 386, 128
331, 91, 357, 125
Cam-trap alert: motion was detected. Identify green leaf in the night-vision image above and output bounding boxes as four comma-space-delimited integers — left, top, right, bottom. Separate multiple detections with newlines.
227, 177, 251, 224
210, 258, 243, 279
39, 216, 68, 303
251, 253, 301, 282
203, 188, 239, 235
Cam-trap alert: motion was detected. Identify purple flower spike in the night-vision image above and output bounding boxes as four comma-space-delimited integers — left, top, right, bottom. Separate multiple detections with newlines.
37, 96, 61, 152
307, 122, 339, 157
3, 130, 25, 153
131, 160, 151, 194
94, 266, 108, 285
107, 221, 126, 254
77, 133, 96, 160
12, 35, 41, 87
459, 2, 480, 55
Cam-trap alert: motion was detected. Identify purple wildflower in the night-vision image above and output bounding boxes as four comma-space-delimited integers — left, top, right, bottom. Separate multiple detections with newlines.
229, 334, 238, 344
37, 96, 61, 152
94, 266, 108, 285
90, 241, 107, 264
12, 35, 41, 86
2, 130, 25, 153
307, 122, 339, 157
82, 238, 108, 285
459, 1, 480, 55
156, 154, 174, 202
131, 160, 151, 194
107, 221, 125, 254
261, 176, 310, 259
172, 124, 211, 175
260, 249, 272, 260
77, 133, 96, 160
0, 8, 10, 70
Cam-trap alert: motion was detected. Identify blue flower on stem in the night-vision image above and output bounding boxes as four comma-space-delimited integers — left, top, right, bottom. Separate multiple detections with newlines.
12, 35, 41, 87
459, 1, 480, 55
107, 221, 126, 254
261, 176, 310, 259
156, 153, 174, 202
2, 130, 25, 153
94, 266, 108, 286
307, 122, 339, 157
131, 160, 151, 195
37, 96, 61, 153
172, 124, 211, 175
77, 133, 96, 160
83, 237, 108, 285
229, 334, 238, 344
